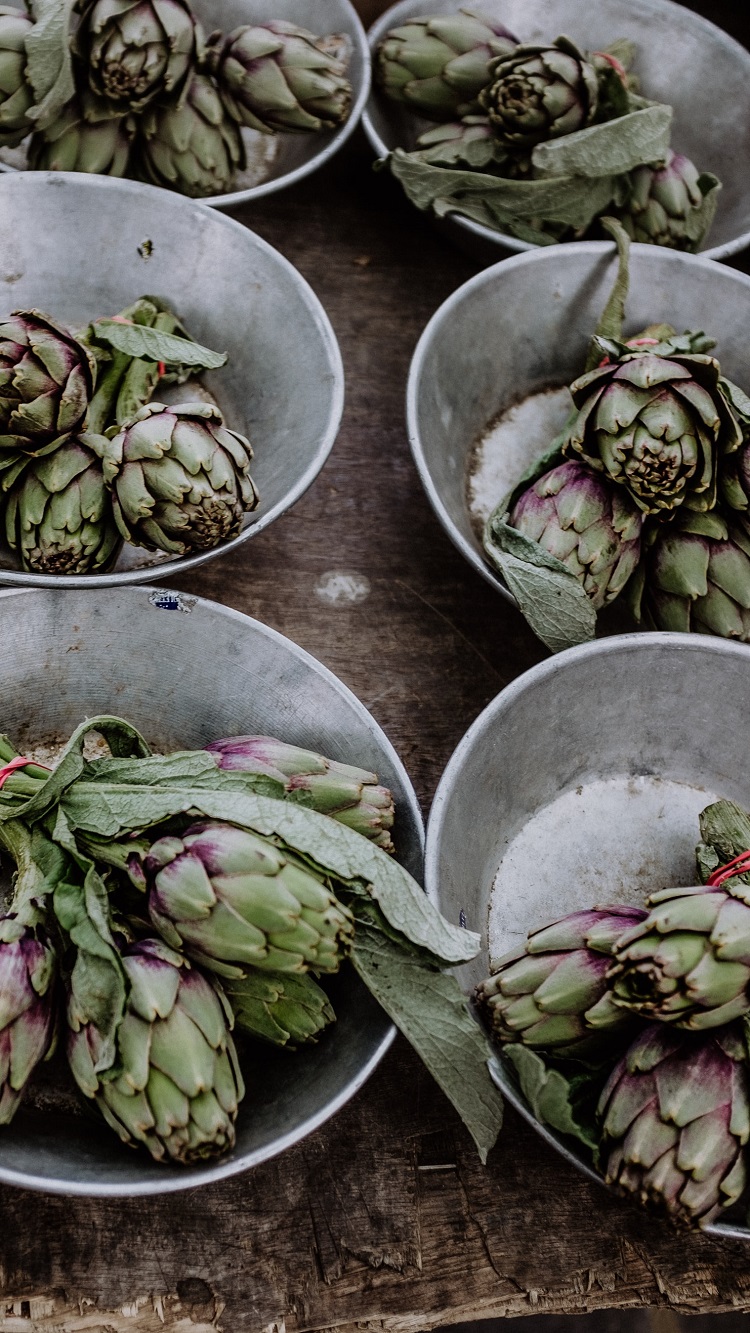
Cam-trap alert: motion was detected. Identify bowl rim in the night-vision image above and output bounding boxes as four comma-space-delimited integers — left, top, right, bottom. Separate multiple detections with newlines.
406, 238, 750, 607
0, 0, 372, 210
0, 583, 425, 1196
361, 0, 750, 261
0, 171, 346, 590
424, 629, 750, 1241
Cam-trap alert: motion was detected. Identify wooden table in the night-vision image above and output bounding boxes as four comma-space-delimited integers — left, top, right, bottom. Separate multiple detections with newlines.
4, 4, 750, 1328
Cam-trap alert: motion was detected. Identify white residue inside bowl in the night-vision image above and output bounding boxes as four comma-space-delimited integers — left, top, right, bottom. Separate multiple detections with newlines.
467, 385, 572, 537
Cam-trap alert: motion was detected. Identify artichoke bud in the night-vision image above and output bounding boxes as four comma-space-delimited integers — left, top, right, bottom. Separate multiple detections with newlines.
0, 906, 57, 1124
479, 36, 599, 152
134, 70, 245, 198
638, 513, 750, 642
74, 0, 201, 113
27, 94, 136, 176
0, 310, 96, 454
223, 968, 335, 1047
614, 150, 718, 252
0, 5, 35, 146
375, 9, 517, 121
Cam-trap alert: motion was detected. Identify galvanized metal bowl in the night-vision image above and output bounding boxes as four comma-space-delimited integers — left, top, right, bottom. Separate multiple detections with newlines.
407, 240, 750, 607
426, 631, 750, 1240
0, 0, 370, 208
363, 0, 750, 262
0, 584, 423, 1195
0, 171, 344, 588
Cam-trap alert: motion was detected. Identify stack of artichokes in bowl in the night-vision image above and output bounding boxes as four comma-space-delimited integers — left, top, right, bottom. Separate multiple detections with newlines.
0, 171, 344, 586
363, 0, 750, 260
0, 0, 370, 203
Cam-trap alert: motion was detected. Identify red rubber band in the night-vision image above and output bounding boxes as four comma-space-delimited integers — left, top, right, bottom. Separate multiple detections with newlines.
706, 849, 750, 888
0, 756, 50, 789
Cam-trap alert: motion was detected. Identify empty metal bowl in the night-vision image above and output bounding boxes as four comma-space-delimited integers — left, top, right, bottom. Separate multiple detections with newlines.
0, 0, 370, 208
426, 630, 750, 1239
0, 171, 344, 587
363, 0, 750, 261
0, 584, 423, 1195
407, 240, 750, 607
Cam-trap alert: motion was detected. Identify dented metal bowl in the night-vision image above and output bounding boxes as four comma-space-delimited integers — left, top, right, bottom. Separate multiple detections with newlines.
407, 240, 750, 607
0, 171, 344, 587
425, 631, 750, 1240
363, 0, 750, 262
0, 584, 423, 1195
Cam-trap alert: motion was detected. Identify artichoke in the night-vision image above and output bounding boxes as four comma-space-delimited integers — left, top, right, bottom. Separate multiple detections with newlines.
143, 821, 355, 976
598, 1024, 749, 1228
475, 905, 647, 1051
223, 968, 334, 1048
74, 0, 200, 113
4, 433, 122, 575
207, 21, 352, 134
0, 6, 34, 147
607, 879, 750, 1028
413, 114, 509, 171
507, 460, 643, 610
637, 510, 750, 642
615, 150, 719, 253
0, 311, 96, 454
67, 936, 243, 1164
562, 341, 744, 515
375, 9, 516, 122
134, 71, 244, 198
27, 96, 136, 175
479, 36, 599, 152
206, 735, 396, 852
104, 400, 258, 556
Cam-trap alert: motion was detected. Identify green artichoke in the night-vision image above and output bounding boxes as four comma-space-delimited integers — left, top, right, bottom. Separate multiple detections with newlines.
598, 1024, 749, 1228
615, 149, 719, 253
475, 905, 647, 1050
223, 968, 334, 1048
74, 0, 200, 113
562, 340, 744, 515
0, 6, 34, 147
507, 460, 643, 610
479, 36, 599, 152
67, 936, 243, 1164
375, 9, 516, 122
104, 400, 259, 556
0, 311, 97, 455
207, 21, 352, 134
134, 71, 244, 198
4, 433, 122, 575
206, 735, 396, 852
607, 880, 750, 1028
27, 96, 136, 175
413, 114, 509, 170
143, 821, 354, 976
636, 510, 750, 641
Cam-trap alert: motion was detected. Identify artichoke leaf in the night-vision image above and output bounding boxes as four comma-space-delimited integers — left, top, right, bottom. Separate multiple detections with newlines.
24, 0, 76, 129
503, 1044, 599, 1152
484, 512, 597, 654
91, 321, 227, 373
697, 799, 750, 899
532, 104, 673, 180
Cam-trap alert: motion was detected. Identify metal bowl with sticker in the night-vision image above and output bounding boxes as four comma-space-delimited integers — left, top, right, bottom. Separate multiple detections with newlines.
363, 0, 750, 262
0, 584, 423, 1196
0, 171, 343, 588
0, 0, 370, 208
426, 631, 750, 1240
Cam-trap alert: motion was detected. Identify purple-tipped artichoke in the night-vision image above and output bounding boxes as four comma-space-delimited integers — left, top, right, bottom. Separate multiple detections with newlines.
0, 311, 96, 454
0, 913, 57, 1123
598, 1024, 749, 1228
0, 6, 34, 147
475, 905, 647, 1051
637, 510, 750, 642
143, 821, 355, 976
479, 36, 599, 152
508, 460, 643, 609
206, 735, 395, 852
74, 0, 200, 113
104, 400, 258, 556
134, 71, 245, 198
68, 937, 243, 1164
27, 95, 136, 175
207, 21, 352, 134
375, 9, 516, 121
614, 149, 720, 253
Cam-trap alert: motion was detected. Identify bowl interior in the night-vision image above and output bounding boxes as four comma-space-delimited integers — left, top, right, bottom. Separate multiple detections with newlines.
408, 243, 750, 599
0, 172, 343, 585
364, 0, 750, 258
0, 585, 423, 1194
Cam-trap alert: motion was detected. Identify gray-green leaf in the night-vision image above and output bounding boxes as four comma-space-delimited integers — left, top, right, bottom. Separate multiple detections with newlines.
503, 1045, 598, 1151
532, 105, 673, 180
91, 321, 227, 372
483, 519, 596, 653
24, 0, 75, 128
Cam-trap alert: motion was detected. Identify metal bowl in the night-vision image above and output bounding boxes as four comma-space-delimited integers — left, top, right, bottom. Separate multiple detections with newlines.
363, 0, 750, 262
0, 171, 344, 588
426, 630, 750, 1240
0, 0, 371, 208
407, 240, 750, 607
0, 583, 423, 1195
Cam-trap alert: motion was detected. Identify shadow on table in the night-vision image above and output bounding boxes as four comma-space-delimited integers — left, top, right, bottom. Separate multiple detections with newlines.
447, 1314, 750, 1332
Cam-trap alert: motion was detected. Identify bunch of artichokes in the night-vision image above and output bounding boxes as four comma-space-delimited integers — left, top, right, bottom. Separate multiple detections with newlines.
2, 0, 353, 198
375, 9, 720, 250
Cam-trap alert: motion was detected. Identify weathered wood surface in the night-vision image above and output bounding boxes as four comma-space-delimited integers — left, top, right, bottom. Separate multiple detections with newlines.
3, 3, 750, 1329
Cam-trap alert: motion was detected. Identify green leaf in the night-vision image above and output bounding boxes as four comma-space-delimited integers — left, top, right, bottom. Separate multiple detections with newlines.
586, 217, 631, 369
483, 516, 597, 653
91, 321, 227, 372
697, 799, 750, 899
503, 1045, 599, 1151
24, 0, 75, 129
58, 785, 479, 965
532, 105, 673, 180
351, 925, 503, 1163
721, 377, 750, 432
